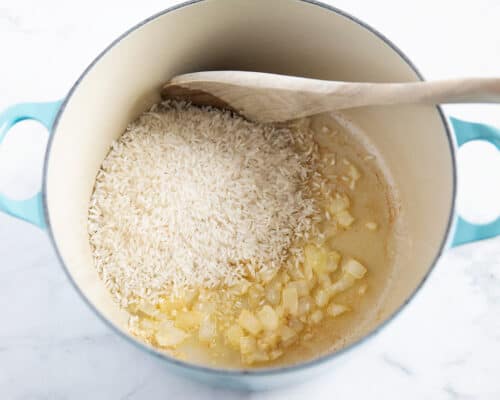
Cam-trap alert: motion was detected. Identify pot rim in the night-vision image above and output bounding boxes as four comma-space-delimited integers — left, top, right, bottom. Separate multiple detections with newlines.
42, 0, 457, 377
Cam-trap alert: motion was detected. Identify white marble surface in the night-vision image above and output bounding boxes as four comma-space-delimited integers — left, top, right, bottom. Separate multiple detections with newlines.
0, 1, 499, 398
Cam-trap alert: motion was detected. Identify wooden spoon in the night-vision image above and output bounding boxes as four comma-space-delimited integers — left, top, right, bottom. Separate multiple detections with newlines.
162, 71, 500, 123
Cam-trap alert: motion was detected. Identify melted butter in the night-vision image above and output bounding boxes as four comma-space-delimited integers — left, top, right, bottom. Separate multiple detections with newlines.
265, 113, 400, 367
131, 112, 404, 369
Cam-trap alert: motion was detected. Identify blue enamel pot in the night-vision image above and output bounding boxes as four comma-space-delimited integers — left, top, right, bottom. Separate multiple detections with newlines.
1, 0, 498, 391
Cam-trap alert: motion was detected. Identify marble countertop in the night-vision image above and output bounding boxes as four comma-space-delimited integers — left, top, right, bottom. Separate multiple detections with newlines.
0, 1, 499, 398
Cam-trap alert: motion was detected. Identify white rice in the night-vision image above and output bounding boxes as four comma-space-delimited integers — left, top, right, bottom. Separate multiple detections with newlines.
88, 101, 320, 305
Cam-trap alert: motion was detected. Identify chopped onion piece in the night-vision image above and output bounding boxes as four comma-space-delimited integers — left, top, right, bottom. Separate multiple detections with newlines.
304, 244, 328, 274
199, 316, 217, 342
336, 210, 355, 227
226, 325, 244, 348
257, 305, 279, 331
279, 325, 297, 346
175, 310, 202, 330
326, 250, 341, 272
329, 193, 350, 214
314, 288, 330, 307
155, 324, 188, 347
327, 303, 349, 317
288, 280, 310, 297
344, 258, 367, 279
327, 274, 356, 297
310, 310, 324, 324
240, 336, 257, 354
282, 287, 299, 316
239, 310, 263, 335
138, 302, 159, 318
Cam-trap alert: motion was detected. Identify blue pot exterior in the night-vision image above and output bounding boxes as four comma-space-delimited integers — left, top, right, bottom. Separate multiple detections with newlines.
448, 117, 500, 247
0, 100, 62, 228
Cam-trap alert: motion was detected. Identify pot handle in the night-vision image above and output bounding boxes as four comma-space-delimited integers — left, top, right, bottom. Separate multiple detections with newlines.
450, 117, 500, 246
0, 100, 62, 228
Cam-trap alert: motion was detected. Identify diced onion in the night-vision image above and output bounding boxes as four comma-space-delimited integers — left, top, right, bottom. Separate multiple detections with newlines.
336, 210, 354, 227
310, 310, 324, 324
343, 258, 367, 279
329, 194, 350, 214
257, 305, 279, 331
240, 336, 257, 354
327, 274, 356, 297
155, 324, 188, 347
226, 325, 244, 348
327, 303, 349, 317
304, 244, 328, 274
199, 316, 217, 342
282, 287, 299, 316
314, 289, 330, 307
239, 310, 263, 335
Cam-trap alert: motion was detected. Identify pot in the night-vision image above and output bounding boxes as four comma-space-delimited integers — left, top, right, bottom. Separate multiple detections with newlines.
1, 0, 498, 391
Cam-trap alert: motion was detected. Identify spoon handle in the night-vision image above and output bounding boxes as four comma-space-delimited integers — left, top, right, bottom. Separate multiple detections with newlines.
336, 78, 500, 108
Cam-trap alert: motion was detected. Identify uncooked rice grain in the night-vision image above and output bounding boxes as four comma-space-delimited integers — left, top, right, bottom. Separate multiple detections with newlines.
88, 101, 321, 305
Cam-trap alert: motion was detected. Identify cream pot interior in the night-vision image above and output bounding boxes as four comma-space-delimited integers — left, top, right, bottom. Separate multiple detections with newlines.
45, 0, 454, 377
